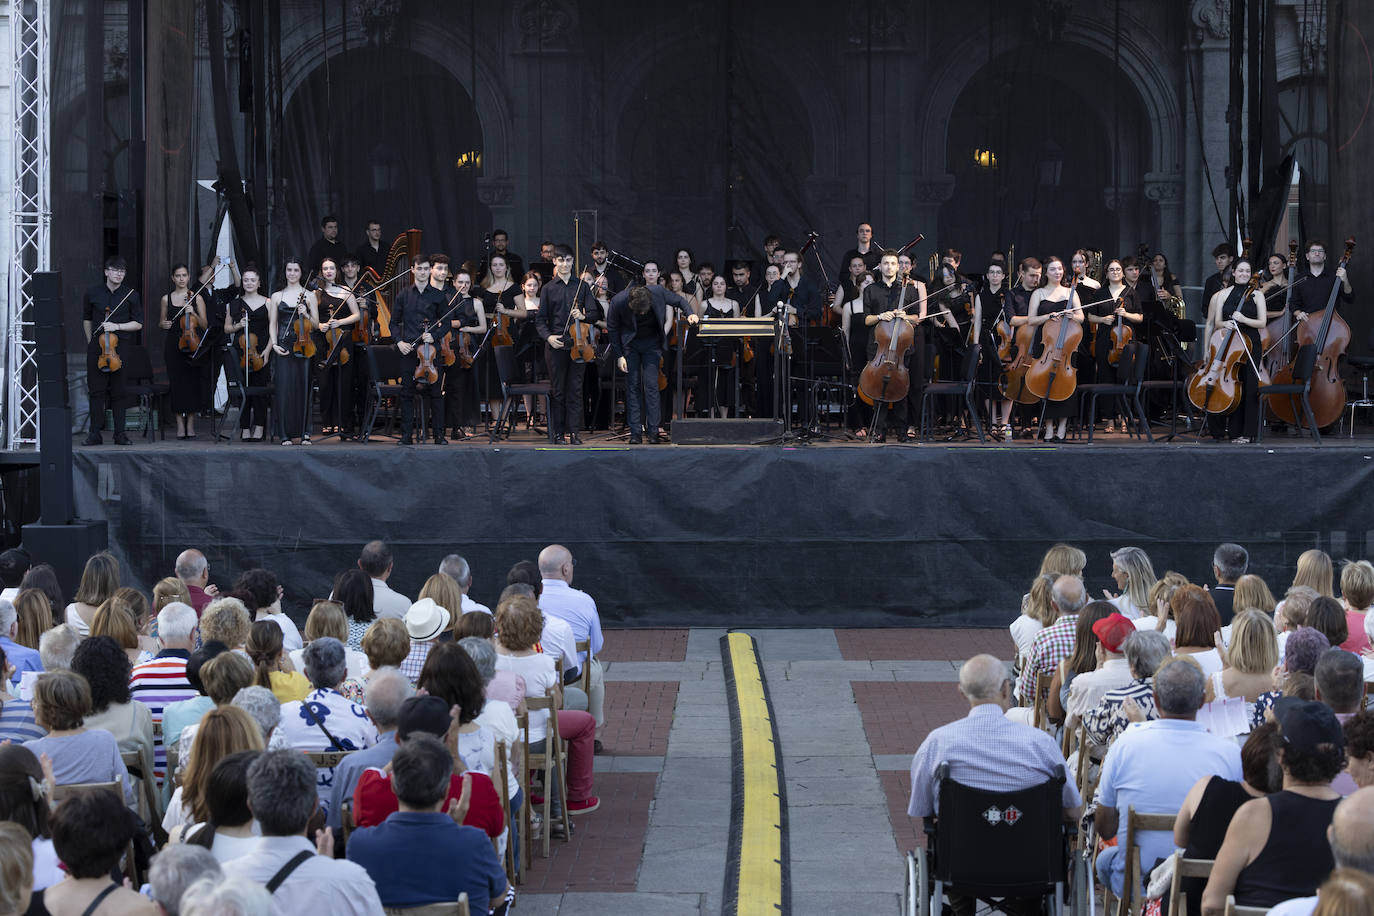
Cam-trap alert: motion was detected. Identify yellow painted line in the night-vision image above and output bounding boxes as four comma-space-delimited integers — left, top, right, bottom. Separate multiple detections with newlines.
722, 632, 789, 916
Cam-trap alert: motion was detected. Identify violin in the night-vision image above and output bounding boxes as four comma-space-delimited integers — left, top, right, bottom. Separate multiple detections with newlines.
1023, 277, 1083, 402
414, 322, 440, 385
289, 292, 317, 358
96, 306, 122, 373
1266, 237, 1355, 428
438, 327, 457, 367
458, 329, 474, 369
1107, 299, 1132, 366
1187, 275, 1263, 415
857, 274, 917, 406
322, 306, 351, 366
567, 308, 597, 364
992, 286, 1016, 365
239, 329, 264, 372
345, 278, 371, 345
492, 298, 515, 347
176, 298, 201, 355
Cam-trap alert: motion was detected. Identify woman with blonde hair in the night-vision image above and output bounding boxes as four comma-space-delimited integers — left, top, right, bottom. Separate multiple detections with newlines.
1038, 543, 1086, 578
1010, 573, 1059, 672
1233, 574, 1276, 617
10, 588, 52, 650
1108, 546, 1157, 618
1204, 609, 1279, 719
63, 551, 118, 636
417, 572, 463, 623
360, 617, 409, 673
1339, 559, 1374, 653
152, 576, 192, 613
1134, 571, 1189, 639
288, 601, 370, 701
245, 619, 308, 703
199, 597, 252, 650
1292, 549, 1334, 597
163, 705, 264, 833
91, 590, 155, 664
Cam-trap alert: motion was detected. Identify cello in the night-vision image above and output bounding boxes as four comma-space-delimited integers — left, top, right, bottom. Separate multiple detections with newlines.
1266, 237, 1355, 428
857, 272, 916, 406
1023, 277, 1083, 402
1187, 274, 1262, 416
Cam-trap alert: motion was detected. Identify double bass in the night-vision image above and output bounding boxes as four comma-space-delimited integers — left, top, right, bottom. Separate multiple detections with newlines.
857, 273, 916, 406
1261, 238, 1300, 380
1266, 237, 1355, 428
1023, 278, 1083, 402
1186, 274, 1263, 415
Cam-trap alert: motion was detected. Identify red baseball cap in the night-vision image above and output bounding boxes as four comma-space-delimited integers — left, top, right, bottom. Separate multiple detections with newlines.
1092, 612, 1135, 653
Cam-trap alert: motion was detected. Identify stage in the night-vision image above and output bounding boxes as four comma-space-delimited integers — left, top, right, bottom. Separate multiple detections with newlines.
63, 425, 1374, 629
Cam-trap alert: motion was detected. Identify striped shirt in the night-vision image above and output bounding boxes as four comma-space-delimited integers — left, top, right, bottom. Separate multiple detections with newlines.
1082, 677, 1158, 748
0, 696, 44, 742
1016, 614, 1078, 703
129, 652, 197, 779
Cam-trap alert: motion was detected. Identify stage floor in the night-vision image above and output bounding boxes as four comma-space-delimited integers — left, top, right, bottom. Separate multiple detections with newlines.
67, 424, 1374, 627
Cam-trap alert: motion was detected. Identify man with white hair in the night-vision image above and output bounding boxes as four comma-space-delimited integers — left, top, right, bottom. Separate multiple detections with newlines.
131, 601, 202, 778
327, 667, 415, 830
0, 598, 41, 686
439, 554, 490, 616
147, 844, 221, 916
174, 548, 218, 615
37, 623, 79, 671
537, 545, 605, 734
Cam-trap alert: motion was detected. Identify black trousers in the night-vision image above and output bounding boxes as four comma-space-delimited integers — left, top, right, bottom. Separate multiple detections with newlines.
444, 362, 478, 431
545, 344, 584, 438
318, 357, 355, 432
400, 353, 444, 439
87, 354, 128, 433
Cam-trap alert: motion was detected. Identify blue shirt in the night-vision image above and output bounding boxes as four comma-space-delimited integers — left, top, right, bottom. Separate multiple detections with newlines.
0, 636, 41, 686
908, 703, 1081, 817
0, 696, 44, 742
346, 811, 507, 910
328, 731, 396, 830
538, 579, 603, 665
1096, 718, 1243, 895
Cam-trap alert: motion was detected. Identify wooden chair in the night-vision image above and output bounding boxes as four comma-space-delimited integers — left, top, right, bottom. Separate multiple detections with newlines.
574, 638, 592, 695
120, 748, 164, 834
382, 893, 469, 916
1224, 895, 1268, 916
1032, 670, 1053, 731
304, 750, 356, 768
521, 696, 570, 859
1166, 855, 1214, 916
166, 739, 181, 786
493, 739, 517, 885
340, 799, 355, 846
50, 782, 140, 883
1105, 806, 1179, 916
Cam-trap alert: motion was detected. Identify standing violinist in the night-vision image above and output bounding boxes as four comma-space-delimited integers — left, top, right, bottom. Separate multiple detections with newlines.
340, 255, 375, 434
158, 264, 210, 440
224, 265, 273, 442
1259, 252, 1291, 320
862, 250, 922, 442
391, 254, 446, 445
267, 258, 320, 446
314, 257, 362, 438
537, 245, 599, 445
1097, 260, 1143, 432
442, 267, 487, 440
1071, 250, 1106, 387
1289, 240, 1353, 325
832, 256, 874, 436
1201, 257, 1267, 443
1027, 255, 1084, 442
977, 261, 1013, 440
82, 256, 144, 446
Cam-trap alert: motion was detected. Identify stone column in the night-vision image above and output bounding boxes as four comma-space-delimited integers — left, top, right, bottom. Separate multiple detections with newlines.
910, 174, 955, 260
1182, 0, 1234, 286
1145, 172, 1191, 316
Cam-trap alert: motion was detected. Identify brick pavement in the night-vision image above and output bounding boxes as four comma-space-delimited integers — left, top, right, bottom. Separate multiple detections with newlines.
519, 772, 658, 893
600, 628, 688, 662
836, 627, 1012, 661
597, 681, 677, 756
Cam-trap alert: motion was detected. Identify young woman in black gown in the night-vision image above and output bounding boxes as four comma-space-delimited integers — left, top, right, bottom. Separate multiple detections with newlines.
1028, 255, 1084, 442
1202, 257, 1267, 443
267, 258, 320, 446
158, 264, 209, 439
224, 266, 273, 441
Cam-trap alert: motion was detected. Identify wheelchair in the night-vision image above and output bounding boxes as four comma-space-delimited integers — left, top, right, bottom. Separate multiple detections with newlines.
904, 762, 1092, 916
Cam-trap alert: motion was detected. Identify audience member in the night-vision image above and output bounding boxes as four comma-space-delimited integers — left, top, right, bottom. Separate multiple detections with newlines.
130, 602, 200, 778
359, 616, 409, 673
1269, 788, 1374, 916
165, 706, 265, 833
72, 634, 155, 776
332, 568, 375, 649
1083, 630, 1170, 748
1205, 608, 1280, 724
0, 821, 34, 916
1094, 657, 1243, 896
90, 593, 151, 665
1346, 714, 1374, 790
1311, 869, 1374, 916
41, 787, 156, 914
1133, 572, 1189, 640
0, 743, 61, 891
415, 641, 498, 775
1308, 596, 1350, 652
19, 563, 64, 624
327, 666, 413, 830
173, 651, 255, 772
538, 545, 606, 732
1339, 560, 1374, 653
152, 577, 193, 624
441, 553, 491, 615
1211, 542, 1248, 623
1109, 546, 1157, 619
64, 550, 119, 637
1294, 549, 1336, 598
1278, 584, 1320, 642
199, 598, 252, 651
234, 569, 302, 652
178, 874, 274, 916
178, 750, 262, 861
416, 573, 463, 630
505, 562, 581, 693
160, 641, 229, 751
400, 597, 449, 682
1173, 585, 1225, 676
1046, 600, 1115, 725
246, 619, 308, 702
347, 733, 511, 912
459, 635, 523, 854
0, 547, 29, 602
0, 645, 42, 741
1065, 609, 1135, 728
1316, 649, 1366, 795
1202, 698, 1345, 912
11, 587, 53, 650
1010, 573, 1059, 672
1014, 574, 1087, 708
359, 540, 409, 620
1234, 573, 1277, 618
1039, 543, 1087, 578
147, 844, 222, 916
0, 598, 40, 686
454, 610, 495, 640
24, 669, 135, 804
278, 637, 377, 808
174, 548, 219, 614
230, 686, 288, 751
288, 600, 369, 682
38, 623, 80, 671
1173, 723, 1280, 916
222, 749, 383, 914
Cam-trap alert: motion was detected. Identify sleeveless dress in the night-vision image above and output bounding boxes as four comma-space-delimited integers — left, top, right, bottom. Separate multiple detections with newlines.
1032, 293, 1080, 420
163, 292, 208, 414
228, 297, 271, 430
1179, 778, 1255, 916
274, 296, 312, 440
1209, 285, 1263, 440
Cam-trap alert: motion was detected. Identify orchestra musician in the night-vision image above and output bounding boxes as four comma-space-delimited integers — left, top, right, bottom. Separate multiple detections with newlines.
1202, 257, 1268, 444
267, 258, 320, 446
1260, 252, 1290, 319
674, 249, 702, 300
391, 253, 446, 445
1149, 252, 1185, 304
1201, 242, 1235, 315
1070, 250, 1105, 387
537, 245, 599, 445
354, 219, 386, 278
1027, 255, 1084, 442
694, 274, 743, 418
976, 261, 1012, 440
443, 266, 487, 440
839, 222, 882, 276
224, 265, 273, 442
1096, 259, 1143, 432
305, 215, 348, 280
1288, 239, 1354, 324
82, 256, 144, 446
588, 241, 627, 296
158, 263, 210, 440
831, 257, 875, 436
608, 279, 688, 444
314, 257, 362, 438
478, 253, 520, 422
340, 255, 375, 434
861, 250, 922, 442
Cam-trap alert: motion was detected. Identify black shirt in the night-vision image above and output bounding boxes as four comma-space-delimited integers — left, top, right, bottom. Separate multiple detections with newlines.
355, 241, 388, 278
480, 250, 525, 284
82, 283, 144, 351
391, 282, 446, 345
537, 275, 598, 343
306, 238, 351, 277
591, 262, 628, 295
1289, 268, 1353, 318
840, 247, 882, 277
862, 278, 912, 343
1202, 272, 1229, 312
770, 276, 822, 322
633, 309, 657, 340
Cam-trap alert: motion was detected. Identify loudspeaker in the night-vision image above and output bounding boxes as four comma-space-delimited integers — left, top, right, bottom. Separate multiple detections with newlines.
28, 271, 75, 524
23, 519, 108, 597
671, 418, 785, 445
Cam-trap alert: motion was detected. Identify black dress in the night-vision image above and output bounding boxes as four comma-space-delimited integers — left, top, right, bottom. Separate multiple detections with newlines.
315, 288, 355, 433
837, 281, 870, 429
1075, 281, 1112, 385
227, 297, 271, 431
977, 284, 1010, 397
1032, 293, 1080, 421
163, 292, 208, 415
273, 296, 313, 440
696, 302, 740, 414
1207, 285, 1263, 440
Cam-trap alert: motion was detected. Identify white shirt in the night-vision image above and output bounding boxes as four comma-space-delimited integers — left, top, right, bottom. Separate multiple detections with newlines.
222, 834, 382, 915
1110, 592, 1143, 620
1269, 896, 1318, 916
475, 700, 520, 799
539, 613, 578, 675
257, 611, 303, 652
1009, 615, 1043, 666
290, 645, 370, 681
1176, 647, 1224, 678
0, 586, 18, 604
1066, 658, 1134, 719
462, 593, 491, 616
63, 603, 90, 636
539, 579, 604, 666
494, 652, 557, 742
371, 578, 411, 621
1133, 615, 1176, 642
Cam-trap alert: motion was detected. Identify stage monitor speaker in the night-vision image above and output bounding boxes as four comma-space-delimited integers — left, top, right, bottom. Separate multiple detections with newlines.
23, 519, 108, 597
671, 418, 785, 445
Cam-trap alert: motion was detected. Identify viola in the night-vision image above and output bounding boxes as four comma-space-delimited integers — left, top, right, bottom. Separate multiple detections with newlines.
857, 275, 916, 406
96, 307, 122, 373
493, 305, 515, 347
324, 322, 351, 366
1023, 278, 1083, 402
1187, 276, 1262, 416
458, 329, 474, 369
1267, 237, 1355, 428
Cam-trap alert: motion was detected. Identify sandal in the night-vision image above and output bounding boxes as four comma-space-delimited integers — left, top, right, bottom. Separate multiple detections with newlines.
281, 439, 293, 446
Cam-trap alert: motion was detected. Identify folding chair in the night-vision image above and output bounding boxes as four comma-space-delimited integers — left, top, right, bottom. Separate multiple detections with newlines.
1166, 854, 1214, 916
1224, 895, 1268, 916
51, 782, 140, 883
521, 696, 570, 859
1104, 806, 1179, 916
490, 345, 553, 443
382, 892, 470, 916
919, 343, 985, 443
362, 344, 407, 440
120, 748, 163, 836
1032, 670, 1054, 731
117, 344, 167, 440
1078, 343, 1154, 442
494, 739, 518, 885
574, 638, 592, 696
